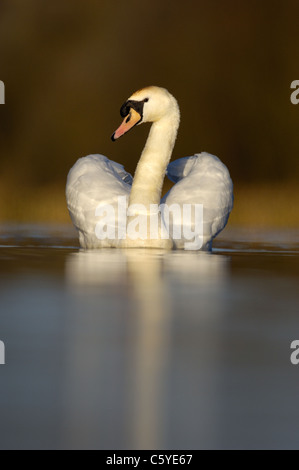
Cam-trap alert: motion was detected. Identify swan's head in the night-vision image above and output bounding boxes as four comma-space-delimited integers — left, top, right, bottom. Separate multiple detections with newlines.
111, 86, 179, 141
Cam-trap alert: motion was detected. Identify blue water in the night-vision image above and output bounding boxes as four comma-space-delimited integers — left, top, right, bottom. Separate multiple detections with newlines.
0, 225, 299, 449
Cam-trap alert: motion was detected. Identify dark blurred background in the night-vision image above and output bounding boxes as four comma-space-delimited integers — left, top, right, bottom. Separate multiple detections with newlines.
0, 0, 298, 225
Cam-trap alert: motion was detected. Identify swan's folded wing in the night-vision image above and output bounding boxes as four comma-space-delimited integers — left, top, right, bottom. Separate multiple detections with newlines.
163, 153, 234, 250
166, 155, 198, 183
107, 159, 133, 186
66, 154, 132, 247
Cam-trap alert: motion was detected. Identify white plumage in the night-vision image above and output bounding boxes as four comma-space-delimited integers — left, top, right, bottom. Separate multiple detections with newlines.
66, 86, 233, 250
163, 153, 233, 250
66, 155, 132, 248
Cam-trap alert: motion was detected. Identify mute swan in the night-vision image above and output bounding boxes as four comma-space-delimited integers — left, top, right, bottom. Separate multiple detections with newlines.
66, 86, 233, 250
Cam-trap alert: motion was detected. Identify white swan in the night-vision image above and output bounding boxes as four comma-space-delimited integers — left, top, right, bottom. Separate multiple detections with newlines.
66, 86, 233, 250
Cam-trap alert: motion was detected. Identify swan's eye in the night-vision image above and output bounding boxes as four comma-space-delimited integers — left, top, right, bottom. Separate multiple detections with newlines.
144, 98, 149, 103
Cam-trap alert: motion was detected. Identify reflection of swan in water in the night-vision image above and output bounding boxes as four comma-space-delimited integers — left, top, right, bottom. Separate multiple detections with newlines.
66, 250, 229, 287
64, 250, 230, 448
65, 249, 128, 285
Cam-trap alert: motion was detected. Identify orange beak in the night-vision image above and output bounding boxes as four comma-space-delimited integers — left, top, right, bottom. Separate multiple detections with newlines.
111, 108, 142, 141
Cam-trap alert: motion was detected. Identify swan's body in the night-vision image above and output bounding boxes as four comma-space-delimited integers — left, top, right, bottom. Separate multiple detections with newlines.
66, 86, 233, 250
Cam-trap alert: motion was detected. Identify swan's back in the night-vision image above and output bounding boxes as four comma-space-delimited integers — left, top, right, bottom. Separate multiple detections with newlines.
163, 152, 234, 250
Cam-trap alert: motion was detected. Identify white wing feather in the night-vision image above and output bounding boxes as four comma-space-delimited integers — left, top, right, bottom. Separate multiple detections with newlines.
163, 152, 234, 250
66, 154, 132, 248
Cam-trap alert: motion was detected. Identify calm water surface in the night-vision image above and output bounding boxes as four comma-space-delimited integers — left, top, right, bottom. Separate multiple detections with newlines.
0, 225, 299, 450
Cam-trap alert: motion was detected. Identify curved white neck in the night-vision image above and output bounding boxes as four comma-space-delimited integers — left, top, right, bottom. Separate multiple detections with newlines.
129, 106, 180, 207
